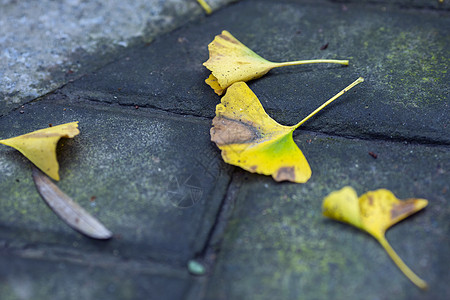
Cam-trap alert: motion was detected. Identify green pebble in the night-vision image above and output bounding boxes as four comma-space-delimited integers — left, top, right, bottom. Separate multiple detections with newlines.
187, 260, 206, 275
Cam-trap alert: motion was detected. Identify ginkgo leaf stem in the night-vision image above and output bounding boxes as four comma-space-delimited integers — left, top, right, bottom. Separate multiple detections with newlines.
293, 77, 364, 129
273, 59, 349, 68
377, 236, 428, 290
197, 0, 212, 14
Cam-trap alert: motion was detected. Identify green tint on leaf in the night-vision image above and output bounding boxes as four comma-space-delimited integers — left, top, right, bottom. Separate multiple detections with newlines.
211, 78, 364, 183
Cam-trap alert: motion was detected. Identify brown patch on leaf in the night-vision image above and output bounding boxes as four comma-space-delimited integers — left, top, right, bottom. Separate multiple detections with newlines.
213, 42, 225, 48
31, 132, 70, 138
211, 116, 258, 145
219, 34, 239, 44
390, 199, 418, 220
275, 167, 295, 182
250, 165, 257, 171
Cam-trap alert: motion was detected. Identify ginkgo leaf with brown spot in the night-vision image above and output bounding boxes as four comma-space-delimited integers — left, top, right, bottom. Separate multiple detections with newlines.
211, 77, 364, 183
323, 186, 428, 289
203, 30, 349, 95
0, 122, 79, 180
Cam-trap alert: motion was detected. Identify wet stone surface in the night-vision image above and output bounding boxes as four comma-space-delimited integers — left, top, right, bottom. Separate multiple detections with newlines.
0, 98, 232, 266
205, 132, 449, 300
0, 0, 236, 116
61, 0, 449, 144
0, 254, 191, 300
0, 0, 449, 299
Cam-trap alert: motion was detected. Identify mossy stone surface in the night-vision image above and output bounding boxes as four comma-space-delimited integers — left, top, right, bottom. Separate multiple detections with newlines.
0, 253, 191, 300
0, 0, 237, 116
61, 0, 449, 144
205, 133, 449, 300
0, 97, 231, 266
0, 0, 448, 299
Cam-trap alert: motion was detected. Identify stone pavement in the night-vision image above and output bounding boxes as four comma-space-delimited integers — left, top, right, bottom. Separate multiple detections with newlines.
0, 0, 449, 299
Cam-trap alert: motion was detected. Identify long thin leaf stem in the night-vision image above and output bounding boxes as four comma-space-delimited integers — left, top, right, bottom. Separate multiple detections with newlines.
197, 0, 212, 14
274, 59, 349, 68
378, 236, 428, 290
293, 77, 364, 129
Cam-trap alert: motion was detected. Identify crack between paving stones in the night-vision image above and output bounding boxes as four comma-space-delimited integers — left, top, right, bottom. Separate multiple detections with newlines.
68, 98, 450, 147
1, 93, 448, 148
80, 97, 213, 120
1, 95, 448, 148
3, 81, 447, 148
0, 245, 187, 277
0, 49, 145, 116
183, 171, 243, 300
292, 129, 450, 148
198, 171, 239, 261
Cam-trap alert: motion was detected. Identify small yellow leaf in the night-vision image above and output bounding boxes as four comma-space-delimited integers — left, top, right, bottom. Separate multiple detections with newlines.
323, 186, 428, 289
203, 30, 349, 95
0, 122, 80, 181
211, 78, 363, 183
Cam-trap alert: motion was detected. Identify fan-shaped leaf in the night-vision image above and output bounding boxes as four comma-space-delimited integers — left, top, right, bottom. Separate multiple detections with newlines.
203, 30, 349, 95
211, 78, 363, 183
0, 122, 79, 180
323, 186, 428, 289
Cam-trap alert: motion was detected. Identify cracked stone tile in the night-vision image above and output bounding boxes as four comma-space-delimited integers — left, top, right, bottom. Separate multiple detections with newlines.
59, 0, 449, 144
0, 0, 237, 115
0, 98, 232, 264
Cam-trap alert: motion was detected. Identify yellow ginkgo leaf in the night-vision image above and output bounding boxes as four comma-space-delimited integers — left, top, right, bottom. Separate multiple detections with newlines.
211, 77, 364, 183
0, 122, 80, 181
323, 186, 428, 289
203, 30, 350, 95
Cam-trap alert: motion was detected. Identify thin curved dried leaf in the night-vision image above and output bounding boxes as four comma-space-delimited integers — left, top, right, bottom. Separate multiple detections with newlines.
203, 30, 349, 95
0, 122, 79, 180
211, 78, 364, 183
33, 166, 112, 239
323, 186, 428, 289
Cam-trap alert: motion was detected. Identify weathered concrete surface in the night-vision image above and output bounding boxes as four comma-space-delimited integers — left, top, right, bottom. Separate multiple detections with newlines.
0, 97, 231, 298
0, 0, 449, 299
294, 0, 450, 10
62, 0, 449, 144
0, 254, 191, 300
0, 0, 236, 115
205, 133, 449, 300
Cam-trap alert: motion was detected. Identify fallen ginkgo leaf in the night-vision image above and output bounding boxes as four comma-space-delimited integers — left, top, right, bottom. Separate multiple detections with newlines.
203, 30, 349, 95
210, 77, 364, 183
323, 186, 428, 289
0, 122, 79, 181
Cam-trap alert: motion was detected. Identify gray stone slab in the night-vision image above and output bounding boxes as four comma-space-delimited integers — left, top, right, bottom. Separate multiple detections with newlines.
205, 133, 449, 300
0, 253, 191, 300
61, 0, 449, 144
0, 0, 237, 115
1, 1, 449, 299
0, 98, 231, 265
290, 0, 450, 10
